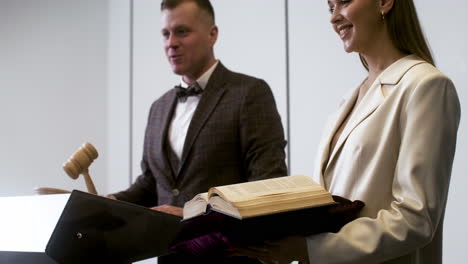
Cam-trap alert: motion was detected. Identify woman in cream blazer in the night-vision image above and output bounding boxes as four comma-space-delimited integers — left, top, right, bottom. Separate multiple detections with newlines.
306, 54, 460, 264
232, 0, 461, 263
305, 0, 461, 263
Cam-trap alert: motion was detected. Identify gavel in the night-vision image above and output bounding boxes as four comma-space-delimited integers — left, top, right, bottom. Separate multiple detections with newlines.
34, 142, 99, 195
63, 142, 98, 195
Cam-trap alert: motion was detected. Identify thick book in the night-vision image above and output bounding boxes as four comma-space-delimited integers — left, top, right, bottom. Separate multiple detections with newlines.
171, 176, 365, 257
45, 190, 182, 264
183, 175, 336, 220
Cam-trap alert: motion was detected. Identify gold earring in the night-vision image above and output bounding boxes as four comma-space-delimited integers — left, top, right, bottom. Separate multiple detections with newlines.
381, 11, 385, 21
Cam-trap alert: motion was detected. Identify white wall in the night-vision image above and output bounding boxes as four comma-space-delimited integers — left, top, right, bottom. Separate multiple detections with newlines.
0, 0, 110, 196
107, 0, 133, 195
414, 0, 468, 262
131, 0, 178, 181
212, 0, 288, 133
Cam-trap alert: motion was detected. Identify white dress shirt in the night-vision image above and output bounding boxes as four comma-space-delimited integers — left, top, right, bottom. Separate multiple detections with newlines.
168, 61, 219, 159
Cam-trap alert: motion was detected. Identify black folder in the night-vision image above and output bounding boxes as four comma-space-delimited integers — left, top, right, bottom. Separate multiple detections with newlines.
45, 190, 182, 264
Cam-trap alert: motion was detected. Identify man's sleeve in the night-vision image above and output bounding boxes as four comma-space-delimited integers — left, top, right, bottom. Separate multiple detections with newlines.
111, 103, 159, 207
240, 79, 288, 181
112, 159, 158, 207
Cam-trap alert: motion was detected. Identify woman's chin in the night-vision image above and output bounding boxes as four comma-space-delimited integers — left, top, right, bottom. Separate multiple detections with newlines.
342, 44, 355, 54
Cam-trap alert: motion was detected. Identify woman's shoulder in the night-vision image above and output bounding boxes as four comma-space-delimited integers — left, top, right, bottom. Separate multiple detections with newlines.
398, 57, 459, 108
400, 55, 451, 83
403, 64, 455, 96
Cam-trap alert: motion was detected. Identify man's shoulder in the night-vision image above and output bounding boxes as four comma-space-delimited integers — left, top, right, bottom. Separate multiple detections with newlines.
213, 66, 270, 96
219, 64, 265, 85
149, 89, 176, 110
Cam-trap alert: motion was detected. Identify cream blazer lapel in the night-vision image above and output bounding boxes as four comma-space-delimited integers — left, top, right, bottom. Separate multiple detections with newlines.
319, 55, 425, 181
316, 88, 358, 185
321, 79, 385, 180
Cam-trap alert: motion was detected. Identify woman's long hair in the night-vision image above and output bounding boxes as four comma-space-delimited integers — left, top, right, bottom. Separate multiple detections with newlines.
360, 0, 434, 70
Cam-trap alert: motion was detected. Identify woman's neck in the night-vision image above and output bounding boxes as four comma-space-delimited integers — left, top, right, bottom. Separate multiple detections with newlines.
365, 51, 407, 81
361, 31, 407, 81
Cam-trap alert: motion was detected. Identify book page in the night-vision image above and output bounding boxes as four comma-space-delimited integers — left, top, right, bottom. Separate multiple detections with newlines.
182, 192, 209, 220
210, 175, 324, 203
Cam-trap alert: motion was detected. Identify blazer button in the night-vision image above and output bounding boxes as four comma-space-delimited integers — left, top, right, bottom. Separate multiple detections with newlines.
172, 189, 180, 196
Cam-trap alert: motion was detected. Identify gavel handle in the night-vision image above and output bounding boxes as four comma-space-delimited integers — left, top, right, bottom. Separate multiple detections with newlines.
82, 169, 98, 195
35, 187, 71, 195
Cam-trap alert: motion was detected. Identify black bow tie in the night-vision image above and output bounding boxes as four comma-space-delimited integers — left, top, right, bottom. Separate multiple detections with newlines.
174, 82, 203, 102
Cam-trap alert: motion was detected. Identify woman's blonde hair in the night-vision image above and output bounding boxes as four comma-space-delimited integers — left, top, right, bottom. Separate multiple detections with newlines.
360, 0, 434, 70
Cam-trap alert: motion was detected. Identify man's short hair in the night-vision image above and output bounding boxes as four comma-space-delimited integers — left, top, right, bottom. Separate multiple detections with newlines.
160, 0, 215, 24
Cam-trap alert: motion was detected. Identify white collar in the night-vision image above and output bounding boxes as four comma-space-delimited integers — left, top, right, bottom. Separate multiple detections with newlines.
179, 60, 219, 89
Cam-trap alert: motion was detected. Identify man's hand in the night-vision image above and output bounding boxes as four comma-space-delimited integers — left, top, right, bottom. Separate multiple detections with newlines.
105, 194, 117, 200
228, 236, 309, 264
151, 204, 183, 217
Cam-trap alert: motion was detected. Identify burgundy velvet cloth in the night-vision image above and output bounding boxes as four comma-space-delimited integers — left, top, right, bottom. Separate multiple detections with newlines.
170, 196, 364, 257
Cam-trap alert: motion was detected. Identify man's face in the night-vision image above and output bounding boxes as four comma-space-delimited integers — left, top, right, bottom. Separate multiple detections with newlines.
161, 2, 218, 82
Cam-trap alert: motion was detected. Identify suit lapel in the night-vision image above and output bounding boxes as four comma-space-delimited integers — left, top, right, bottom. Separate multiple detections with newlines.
179, 63, 229, 174
155, 90, 178, 184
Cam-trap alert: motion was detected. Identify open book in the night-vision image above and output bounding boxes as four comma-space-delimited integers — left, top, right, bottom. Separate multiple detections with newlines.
183, 175, 336, 220
174, 177, 364, 257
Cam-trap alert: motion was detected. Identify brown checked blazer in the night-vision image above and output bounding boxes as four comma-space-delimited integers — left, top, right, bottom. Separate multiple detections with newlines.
113, 62, 287, 208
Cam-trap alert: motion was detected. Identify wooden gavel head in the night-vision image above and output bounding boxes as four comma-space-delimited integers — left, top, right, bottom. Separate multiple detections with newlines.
63, 142, 98, 194
63, 142, 98, 179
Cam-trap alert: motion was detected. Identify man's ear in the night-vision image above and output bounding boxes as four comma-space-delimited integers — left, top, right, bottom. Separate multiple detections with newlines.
380, 0, 395, 14
209, 25, 218, 46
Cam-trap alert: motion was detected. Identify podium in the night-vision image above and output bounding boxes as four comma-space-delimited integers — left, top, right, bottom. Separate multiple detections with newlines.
0, 191, 182, 263
0, 194, 69, 263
